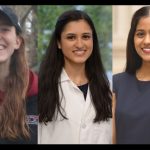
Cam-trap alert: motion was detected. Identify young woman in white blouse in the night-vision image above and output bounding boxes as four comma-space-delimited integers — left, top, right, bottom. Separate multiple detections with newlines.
38, 10, 112, 144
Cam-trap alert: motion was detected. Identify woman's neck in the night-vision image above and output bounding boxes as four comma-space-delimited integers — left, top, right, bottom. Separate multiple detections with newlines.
136, 61, 150, 81
64, 63, 88, 86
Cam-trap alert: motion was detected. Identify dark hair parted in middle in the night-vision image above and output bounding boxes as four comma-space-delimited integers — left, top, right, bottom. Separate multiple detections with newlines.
126, 6, 150, 74
39, 10, 112, 124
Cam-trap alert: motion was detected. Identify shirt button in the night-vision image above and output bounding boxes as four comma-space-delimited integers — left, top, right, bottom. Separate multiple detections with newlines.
82, 123, 86, 129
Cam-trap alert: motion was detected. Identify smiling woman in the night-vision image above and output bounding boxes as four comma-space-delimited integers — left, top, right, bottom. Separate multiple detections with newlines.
113, 6, 150, 144
134, 17, 150, 63
0, 14, 21, 64
38, 9, 112, 144
0, 6, 38, 144
57, 19, 93, 70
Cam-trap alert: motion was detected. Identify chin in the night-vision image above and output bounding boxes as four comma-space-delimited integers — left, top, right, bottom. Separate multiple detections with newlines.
74, 59, 87, 64
0, 57, 9, 63
142, 58, 150, 63
0, 59, 6, 63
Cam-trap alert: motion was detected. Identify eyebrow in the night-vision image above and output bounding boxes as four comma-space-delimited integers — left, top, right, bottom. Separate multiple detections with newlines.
65, 32, 92, 35
135, 29, 144, 32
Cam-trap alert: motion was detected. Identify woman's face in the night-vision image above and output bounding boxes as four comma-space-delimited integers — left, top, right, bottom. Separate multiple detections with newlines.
0, 17, 21, 64
58, 19, 93, 66
134, 16, 150, 63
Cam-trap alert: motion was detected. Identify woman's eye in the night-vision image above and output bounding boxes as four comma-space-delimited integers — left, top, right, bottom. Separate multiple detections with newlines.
82, 35, 91, 40
0, 27, 10, 32
66, 36, 76, 40
136, 32, 144, 38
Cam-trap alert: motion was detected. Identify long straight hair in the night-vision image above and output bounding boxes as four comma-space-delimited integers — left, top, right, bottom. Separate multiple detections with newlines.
0, 31, 30, 140
125, 6, 150, 74
39, 10, 112, 124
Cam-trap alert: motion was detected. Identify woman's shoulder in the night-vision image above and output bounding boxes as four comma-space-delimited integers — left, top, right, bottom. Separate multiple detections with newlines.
26, 70, 38, 114
113, 72, 134, 92
113, 72, 127, 78
27, 70, 38, 97
113, 72, 133, 82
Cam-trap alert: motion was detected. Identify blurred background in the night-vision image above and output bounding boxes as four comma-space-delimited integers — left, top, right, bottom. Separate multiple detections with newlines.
113, 5, 145, 74
7, 5, 112, 80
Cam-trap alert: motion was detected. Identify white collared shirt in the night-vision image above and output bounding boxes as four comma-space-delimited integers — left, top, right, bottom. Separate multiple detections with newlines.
38, 69, 112, 144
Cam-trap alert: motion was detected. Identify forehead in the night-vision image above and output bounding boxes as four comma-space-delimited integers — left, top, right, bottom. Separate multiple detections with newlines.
62, 19, 92, 33
136, 16, 150, 29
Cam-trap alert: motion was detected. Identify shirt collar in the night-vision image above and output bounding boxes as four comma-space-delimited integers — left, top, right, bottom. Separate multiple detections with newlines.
59, 68, 70, 83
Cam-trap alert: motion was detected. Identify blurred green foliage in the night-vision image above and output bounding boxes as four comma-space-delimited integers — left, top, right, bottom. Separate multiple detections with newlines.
37, 5, 112, 71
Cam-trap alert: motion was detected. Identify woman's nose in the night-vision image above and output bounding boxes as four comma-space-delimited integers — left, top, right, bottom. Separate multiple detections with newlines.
75, 38, 84, 49
143, 34, 150, 45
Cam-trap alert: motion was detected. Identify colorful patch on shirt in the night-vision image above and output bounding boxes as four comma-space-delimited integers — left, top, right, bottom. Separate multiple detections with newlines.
26, 115, 38, 125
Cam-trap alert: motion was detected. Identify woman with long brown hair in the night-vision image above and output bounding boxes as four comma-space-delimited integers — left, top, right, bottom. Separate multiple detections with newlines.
0, 6, 38, 144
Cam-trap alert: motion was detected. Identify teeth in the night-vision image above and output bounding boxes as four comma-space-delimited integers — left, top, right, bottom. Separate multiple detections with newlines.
143, 48, 150, 52
143, 48, 150, 50
73, 50, 85, 55
0, 45, 5, 50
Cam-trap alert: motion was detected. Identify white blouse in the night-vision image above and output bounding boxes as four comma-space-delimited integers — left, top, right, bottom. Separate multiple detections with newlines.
38, 69, 112, 144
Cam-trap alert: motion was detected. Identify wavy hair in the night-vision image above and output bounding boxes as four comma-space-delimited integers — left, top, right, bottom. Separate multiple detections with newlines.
0, 30, 30, 140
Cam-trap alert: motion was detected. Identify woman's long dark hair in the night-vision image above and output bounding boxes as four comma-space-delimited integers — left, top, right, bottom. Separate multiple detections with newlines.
39, 10, 112, 124
125, 6, 150, 74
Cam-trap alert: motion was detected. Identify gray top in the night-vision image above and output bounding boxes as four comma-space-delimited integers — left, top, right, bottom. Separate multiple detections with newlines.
113, 72, 150, 144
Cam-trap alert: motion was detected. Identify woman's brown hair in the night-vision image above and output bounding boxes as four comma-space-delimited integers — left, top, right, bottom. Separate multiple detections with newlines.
0, 32, 30, 140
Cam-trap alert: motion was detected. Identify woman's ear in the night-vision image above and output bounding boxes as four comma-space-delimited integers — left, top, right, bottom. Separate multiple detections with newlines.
14, 36, 22, 50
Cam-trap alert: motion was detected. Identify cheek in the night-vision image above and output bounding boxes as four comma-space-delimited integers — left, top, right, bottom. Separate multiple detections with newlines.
134, 37, 140, 49
61, 45, 70, 56
88, 41, 93, 51
134, 34, 143, 45
7, 36, 16, 46
61, 41, 72, 51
